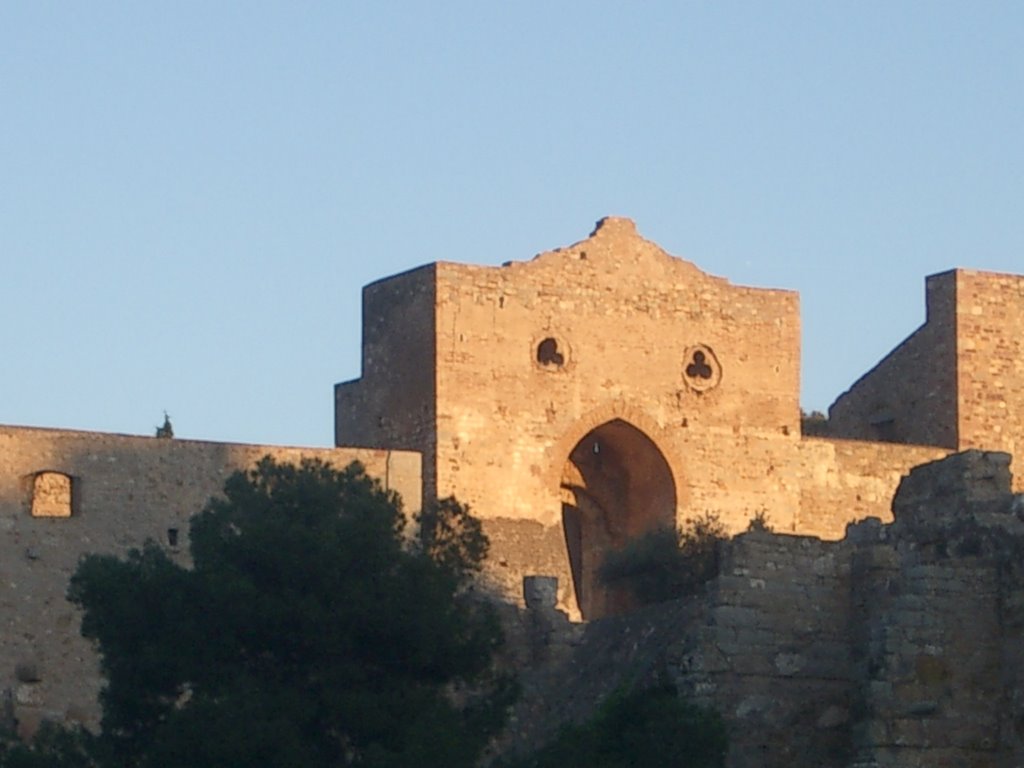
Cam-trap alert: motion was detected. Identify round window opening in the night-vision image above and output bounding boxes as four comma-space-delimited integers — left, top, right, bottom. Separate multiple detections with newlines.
682, 344, 722, 391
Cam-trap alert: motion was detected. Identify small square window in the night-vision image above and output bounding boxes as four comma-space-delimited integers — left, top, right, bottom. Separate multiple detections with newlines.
31, 472, 73, 518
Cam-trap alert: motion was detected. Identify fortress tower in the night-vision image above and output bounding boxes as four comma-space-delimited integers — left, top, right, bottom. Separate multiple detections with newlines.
336, 217, 803, 617
829, 268, 1024, 463
335, 218, 1024, 618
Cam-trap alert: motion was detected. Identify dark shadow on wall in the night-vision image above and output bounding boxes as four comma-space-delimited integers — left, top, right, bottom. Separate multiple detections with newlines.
560, 419, 677, 620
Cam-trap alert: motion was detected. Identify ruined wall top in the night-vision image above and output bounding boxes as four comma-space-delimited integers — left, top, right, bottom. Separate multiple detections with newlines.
514, 216, 711, 280
891, 448, 1020, 532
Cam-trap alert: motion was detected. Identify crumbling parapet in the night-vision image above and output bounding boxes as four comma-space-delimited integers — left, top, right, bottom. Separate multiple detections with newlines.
892, 449, 1015, 527
503, 451, 1024, 768
850, 450, 1024, 768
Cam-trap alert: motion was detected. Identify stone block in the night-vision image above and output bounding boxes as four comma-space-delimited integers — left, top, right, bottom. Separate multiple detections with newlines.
15, 661, 41, 683
523, 575, 558, 610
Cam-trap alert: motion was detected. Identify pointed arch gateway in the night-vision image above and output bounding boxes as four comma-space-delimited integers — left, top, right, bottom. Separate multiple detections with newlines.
559, 419, 677, 619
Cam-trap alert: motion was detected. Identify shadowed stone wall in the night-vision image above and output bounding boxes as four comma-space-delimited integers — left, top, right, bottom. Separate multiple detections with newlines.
828, 272, 959, 448
505, 451, 1024, 768
0, 425, 420, 737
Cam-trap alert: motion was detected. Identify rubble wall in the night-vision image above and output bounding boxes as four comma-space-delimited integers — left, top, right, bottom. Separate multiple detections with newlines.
506, 451, 1024, 768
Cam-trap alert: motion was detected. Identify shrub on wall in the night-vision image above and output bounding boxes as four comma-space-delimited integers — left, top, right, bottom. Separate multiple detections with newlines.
506, 683, 726, 768
597, 513, 726, 606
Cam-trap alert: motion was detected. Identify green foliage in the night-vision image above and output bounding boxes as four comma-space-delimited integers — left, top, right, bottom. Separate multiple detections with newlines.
415, 496, 490, 580
66, 457, 510, 768
598, 514, 726, 606
509, 684, 727, 768
800, 409, 829, 436
0, 723, 94, 768
747, 508, 773, 533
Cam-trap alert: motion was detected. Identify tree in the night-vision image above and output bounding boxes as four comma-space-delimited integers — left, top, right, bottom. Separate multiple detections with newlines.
597, 513, 726, 607
0, 723, 93, 768
507, 683, 727, 768
65, 457, 510, 768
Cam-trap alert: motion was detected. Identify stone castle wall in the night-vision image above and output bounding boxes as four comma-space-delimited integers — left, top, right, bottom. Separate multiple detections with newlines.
334, 217, 962, 618
334, 266, 438, 493
828, 268, 1024, 492
955, 270, 1024, 470
0, 425, 420, 736
509, 451, 1024, 768
828, 272, 959, 448
5, 218, 1024, 745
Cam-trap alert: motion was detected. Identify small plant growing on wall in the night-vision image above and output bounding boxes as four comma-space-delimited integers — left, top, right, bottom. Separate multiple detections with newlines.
747, 508, 773, 533
597, 513, 726, 606
155, 411, 174, 439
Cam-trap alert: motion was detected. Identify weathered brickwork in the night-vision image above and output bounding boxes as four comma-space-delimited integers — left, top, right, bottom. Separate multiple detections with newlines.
955, 270, 1024, 466
335, 265, 438, 496
508, 451, 1024, 767
829, 272, 960, 448
829, 268, 1024, 492
0, 426, 419, 736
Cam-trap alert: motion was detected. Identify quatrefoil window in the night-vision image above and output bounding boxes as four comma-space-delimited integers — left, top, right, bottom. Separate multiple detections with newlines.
682, 345, 721, 392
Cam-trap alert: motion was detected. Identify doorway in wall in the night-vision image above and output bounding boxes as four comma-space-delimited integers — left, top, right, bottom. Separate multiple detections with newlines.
560, 419, 677, 619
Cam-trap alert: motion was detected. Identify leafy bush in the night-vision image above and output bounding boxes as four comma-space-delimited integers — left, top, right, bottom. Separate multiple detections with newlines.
508, 683, 727, 768
598, 514, 726, 606
0, 723, 94, 768
800, 409, 829, 436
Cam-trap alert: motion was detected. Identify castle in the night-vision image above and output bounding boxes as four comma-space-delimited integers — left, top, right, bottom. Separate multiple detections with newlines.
2, 218, 1023, 758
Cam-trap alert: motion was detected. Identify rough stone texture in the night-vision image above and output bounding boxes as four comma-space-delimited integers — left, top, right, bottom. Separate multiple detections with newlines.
335, 265, 438, 495
4, 217, 1024, 743
0, 425, 420, 736
955, 271, 1024, 473
30, 472, 72, 518
334, 218, 962, 619
829, 269, 1024, 492
504, 451, 1024, 768
828, 272, 960, 448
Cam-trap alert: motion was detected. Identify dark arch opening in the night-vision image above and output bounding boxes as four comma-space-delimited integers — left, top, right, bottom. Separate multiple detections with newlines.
560, 419, 677, 619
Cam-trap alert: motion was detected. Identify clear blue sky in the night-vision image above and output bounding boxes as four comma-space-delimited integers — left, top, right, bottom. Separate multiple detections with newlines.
2, 3, 1022, 447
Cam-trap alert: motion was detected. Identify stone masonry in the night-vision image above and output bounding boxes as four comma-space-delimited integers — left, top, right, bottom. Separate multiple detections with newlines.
336, 218, 1021, 619
829, 269, 1024, 477
0, 426, 419, 736
508, 450, 1024, 768
2, 217, 1023, 746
